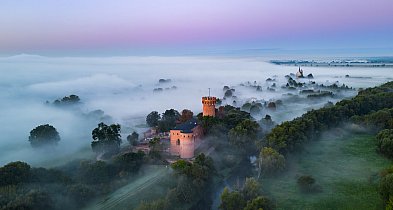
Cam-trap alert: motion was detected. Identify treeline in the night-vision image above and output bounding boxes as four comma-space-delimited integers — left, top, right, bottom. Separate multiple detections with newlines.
0, 151, 145, 210
265, 81, 393, 162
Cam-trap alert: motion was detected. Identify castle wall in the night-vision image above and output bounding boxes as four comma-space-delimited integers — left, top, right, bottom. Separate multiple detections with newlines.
179, 134, 194, 159
170, 130, 181, 156
170, 125, 204, 159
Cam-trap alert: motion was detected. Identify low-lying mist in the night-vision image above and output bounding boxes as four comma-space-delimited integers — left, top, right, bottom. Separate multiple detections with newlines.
0, 54, 392, 166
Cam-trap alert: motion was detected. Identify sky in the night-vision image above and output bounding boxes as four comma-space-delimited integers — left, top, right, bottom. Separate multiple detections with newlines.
0, 0, 393, 55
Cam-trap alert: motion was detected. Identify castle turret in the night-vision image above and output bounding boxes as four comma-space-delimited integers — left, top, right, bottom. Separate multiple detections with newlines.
202, 96, 216, 117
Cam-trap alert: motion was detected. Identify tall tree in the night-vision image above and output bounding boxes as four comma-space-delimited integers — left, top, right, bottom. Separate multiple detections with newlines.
28, 124, 60, 148
127, 131, 139, 146
146, 111, 161, 127
179, 109, 194, 123
258, 147, 285, 177
91, 123, 122, 156
158, 109, 180, 132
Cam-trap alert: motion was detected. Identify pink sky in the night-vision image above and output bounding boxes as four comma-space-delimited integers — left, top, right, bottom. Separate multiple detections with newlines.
0, 0, 392, 54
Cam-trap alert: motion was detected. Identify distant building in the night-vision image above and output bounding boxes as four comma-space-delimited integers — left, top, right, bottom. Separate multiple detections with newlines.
170, 118, 203, 159
296, 67, 304, 78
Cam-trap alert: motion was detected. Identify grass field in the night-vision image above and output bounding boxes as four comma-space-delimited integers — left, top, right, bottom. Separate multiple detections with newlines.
262, 133, 391, 210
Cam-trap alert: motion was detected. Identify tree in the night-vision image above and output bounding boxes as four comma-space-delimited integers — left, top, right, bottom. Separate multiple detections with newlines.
179, 109, 194, 123
244, 196, 273, 210
114, 151, 145, 172
376, 129, 393, 158
66, 184, 95, 207
297, 175, 316, 193
228, 119, 260, 153
258, 147, 285, 177
148, 137, 162, 159
127, 131, 139, 146
91, 122, 122, 156
146, 111, 161, 127
0, 161, 31, 186
79, 160, 116, 184
53, 94, 81, 106
158, 109, 180, 132
219, 187, 246, 210
242, 177, 260, 201
28, 124, 60, 148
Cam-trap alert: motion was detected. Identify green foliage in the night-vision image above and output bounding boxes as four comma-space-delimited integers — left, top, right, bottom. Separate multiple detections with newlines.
244, 196, 272, 210
220, 187, 246, 210
171, 159, 192, 174
113, 151, 145, 172
29, 167, 70, 184
386, 196, 393, 210
352, 108, 393, 131
78, 160, 116, 184
147, 137, 162, 160
377, 129, 393, 158
127, 131, 139, 146
380, 173, 393, 202
157, 109, 180, 132
146, 111, 161, 127
0, 161, 30, 186
242, 177, 260, 201
228, 119, 260, 153
144, 154, 215, 210
6, 190, 54, 210
66, 184, 95, 207
220, 178, 273, 210
259, 147, 285, 175
221, 106, 252, 129
91, 122, 122, 156
28, 124, 60, 148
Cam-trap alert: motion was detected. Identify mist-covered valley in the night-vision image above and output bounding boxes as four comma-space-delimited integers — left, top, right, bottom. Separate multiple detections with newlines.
1, 54, 393, 210
1, 55, 391, 166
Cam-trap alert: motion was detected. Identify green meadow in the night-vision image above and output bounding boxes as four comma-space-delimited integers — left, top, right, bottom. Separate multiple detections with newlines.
262, 133, 391, 210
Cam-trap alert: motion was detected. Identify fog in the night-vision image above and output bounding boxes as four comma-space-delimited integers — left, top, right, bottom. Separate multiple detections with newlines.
0, 54, 392, 166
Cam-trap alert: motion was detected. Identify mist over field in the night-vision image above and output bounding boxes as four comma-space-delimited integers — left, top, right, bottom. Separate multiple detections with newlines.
0, 54, 392, 167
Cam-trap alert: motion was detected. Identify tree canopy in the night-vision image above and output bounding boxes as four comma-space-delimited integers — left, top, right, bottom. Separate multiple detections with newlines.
146, 111, 161, 127
158, 109, 180, 132
228, 119, 260, 153
28, 124, 60, 148
127, 131, 139, 146
91, 122, 122, 156
0, 161, 31, 186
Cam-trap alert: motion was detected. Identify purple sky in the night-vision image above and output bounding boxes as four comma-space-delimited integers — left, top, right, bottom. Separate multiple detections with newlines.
1, 0, 392, 55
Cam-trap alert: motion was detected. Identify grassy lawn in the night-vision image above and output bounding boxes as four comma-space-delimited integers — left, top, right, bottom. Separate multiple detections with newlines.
262, 133, 391, 210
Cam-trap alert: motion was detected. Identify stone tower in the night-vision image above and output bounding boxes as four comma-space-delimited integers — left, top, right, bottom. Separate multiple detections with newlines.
202, 96, 217, 117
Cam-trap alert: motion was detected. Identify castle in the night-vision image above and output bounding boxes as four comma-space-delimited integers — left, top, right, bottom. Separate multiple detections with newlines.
170, 96, 217, 159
